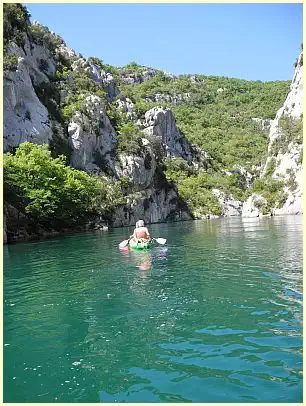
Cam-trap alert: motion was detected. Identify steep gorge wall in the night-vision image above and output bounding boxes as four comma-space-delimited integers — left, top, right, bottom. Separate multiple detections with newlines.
3, 21, 200, 239
242, 52, 303, 217
3, 7, 303, 243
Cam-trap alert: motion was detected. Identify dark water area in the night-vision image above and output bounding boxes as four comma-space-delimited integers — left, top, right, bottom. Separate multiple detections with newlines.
4, 216, 303, 402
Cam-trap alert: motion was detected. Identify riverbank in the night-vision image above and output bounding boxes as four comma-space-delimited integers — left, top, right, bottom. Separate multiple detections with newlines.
4, 210, 303, 244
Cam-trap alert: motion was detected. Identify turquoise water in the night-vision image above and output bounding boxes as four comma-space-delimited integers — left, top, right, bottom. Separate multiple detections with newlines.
4, 216, 303, 402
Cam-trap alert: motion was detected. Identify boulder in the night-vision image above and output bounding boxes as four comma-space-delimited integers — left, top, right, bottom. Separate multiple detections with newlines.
212, 189, 242, 216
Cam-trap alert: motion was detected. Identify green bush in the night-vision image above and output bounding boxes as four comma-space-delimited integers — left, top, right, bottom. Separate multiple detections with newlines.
116, 122, 144, 156
30, 24, 63, 54
4, 3, 30, 48
176, 176, 222, 215
286, 168, 298, 192
4, 54, 19, 72
4, 143, 125, 228
123, 61, 144, 70
265, 157, 276, 176
252, 177, 286, 214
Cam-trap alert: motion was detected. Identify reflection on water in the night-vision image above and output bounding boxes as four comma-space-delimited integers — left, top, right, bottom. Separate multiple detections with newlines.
4, 216, 303, 402
120, 247, 153, 271
120, 246, 168, 273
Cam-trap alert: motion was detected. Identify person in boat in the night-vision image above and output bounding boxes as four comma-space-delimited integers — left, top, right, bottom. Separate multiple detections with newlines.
130, 220, 151, 243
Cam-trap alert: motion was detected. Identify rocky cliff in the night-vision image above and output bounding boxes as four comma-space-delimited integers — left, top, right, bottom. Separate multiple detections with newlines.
242, 51, 303, 217
3, 4, 303, 242
4, 33, 56, 152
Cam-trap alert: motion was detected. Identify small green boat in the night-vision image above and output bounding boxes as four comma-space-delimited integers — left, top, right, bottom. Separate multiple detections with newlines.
129, 239, 152, 250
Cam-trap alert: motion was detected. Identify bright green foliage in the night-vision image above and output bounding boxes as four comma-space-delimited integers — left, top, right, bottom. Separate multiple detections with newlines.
164, 157, 197, 179
120, 74, 290, 171
173, 107, 268, 170
4, 54, 19, 72
174, 175, 222, 216
124, 61, 144, 70
4, 143, 125, 227
265, 157, 276, 177
285, 168, 298, 192
116, 122, 144, 156
165, 168, 252, 215
30, 24, 63, 55
3, 3, 30, 48
251, 177, 287, 214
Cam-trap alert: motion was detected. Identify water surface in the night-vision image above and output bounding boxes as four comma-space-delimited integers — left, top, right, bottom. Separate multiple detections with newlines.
4, 216, 303, 402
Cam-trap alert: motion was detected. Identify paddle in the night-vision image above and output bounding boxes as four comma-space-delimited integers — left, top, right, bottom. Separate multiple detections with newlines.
153, 237, 167, 245
119, 238, 131, 248
119, 237, 167, 248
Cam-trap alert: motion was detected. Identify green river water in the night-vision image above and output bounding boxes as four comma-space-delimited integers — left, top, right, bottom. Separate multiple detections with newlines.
4, 216, 303, 402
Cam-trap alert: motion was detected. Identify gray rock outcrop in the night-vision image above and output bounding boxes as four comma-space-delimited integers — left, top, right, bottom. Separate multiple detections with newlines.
3, 37, 56, 152
242, 194, 267, 218
212, 189, 243, 216
72, 58, 120, 102
116, 146, 157, 192
112, 186, 191, 227
142, 107, 194, 161
144, 93, 190, 106
119, 67, 162, 85
115, 97, 136, 119
242, 51, 303, 217
68, 95, 117, 174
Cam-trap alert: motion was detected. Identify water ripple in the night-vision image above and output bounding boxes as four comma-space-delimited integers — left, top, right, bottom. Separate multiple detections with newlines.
4, 216, 303, 402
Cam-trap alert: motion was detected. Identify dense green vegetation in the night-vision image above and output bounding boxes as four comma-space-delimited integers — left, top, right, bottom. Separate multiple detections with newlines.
120, 74, 290, 170
164, 158, 251, 214
4, 3, 300, 226
252, 177, 288, 214
4, 143, 125, 228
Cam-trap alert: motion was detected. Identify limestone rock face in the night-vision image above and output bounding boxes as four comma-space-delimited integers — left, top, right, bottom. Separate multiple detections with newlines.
266, 52, 303, 214
281, 52, 303, 119
115, 97, 136, 120
112, 187, 191, 227
71, 58, 120, 102
267, 54, 303, 149
116, 148, 157, 192
3, 37, 56, 152
142, 107, 194, 161
102, 71, 121, 102
56, 44, 78, 60
68, 95, 117, 174
246, 52, 303, 216
119, 67, 162, 85
212, 189, 243, 216
242, 194, 267, 218
272, 185, 303, 216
